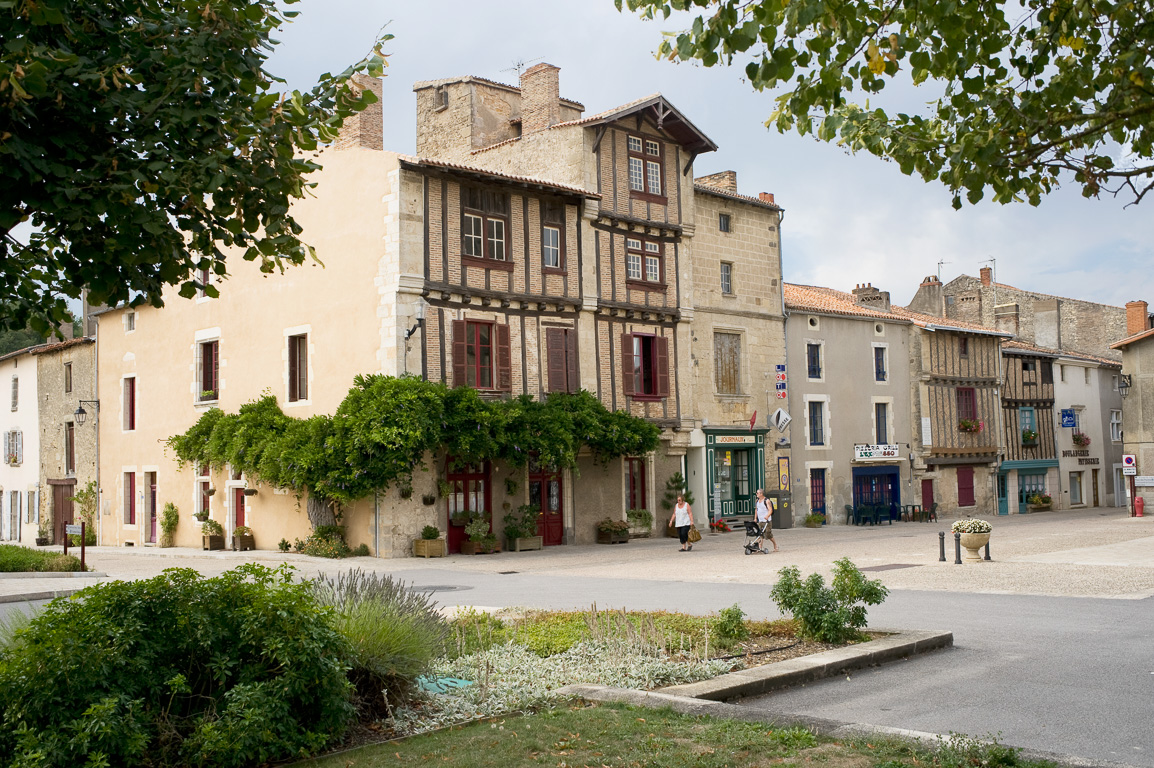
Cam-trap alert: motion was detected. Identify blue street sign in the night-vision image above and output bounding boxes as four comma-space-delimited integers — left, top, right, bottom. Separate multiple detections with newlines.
775, 382, 787, 391
1060, 409, 1076, 428
775, 364, 786, 372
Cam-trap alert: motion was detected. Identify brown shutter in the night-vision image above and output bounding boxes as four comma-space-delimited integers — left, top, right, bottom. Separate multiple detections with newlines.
288, 338, 299, 401
127, 379, 135, 430
566, 329, 578, 393
621, 333, 634, 396
957, 466, 975, 507
546, 328, 565, 393
496, 323, 512, 391
654, 335, 670, 398
451, 320, 467, 388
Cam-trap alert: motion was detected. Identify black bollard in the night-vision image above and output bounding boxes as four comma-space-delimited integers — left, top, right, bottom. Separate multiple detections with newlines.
954, 532, 962, 564
939, 531, 946, 562
984, 541, 991, 561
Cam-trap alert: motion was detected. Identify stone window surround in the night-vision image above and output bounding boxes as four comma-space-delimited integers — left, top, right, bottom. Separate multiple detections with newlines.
804, 394, 831, 449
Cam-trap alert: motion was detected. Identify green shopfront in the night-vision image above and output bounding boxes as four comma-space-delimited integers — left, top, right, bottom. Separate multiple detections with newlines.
705, 428, 769, 522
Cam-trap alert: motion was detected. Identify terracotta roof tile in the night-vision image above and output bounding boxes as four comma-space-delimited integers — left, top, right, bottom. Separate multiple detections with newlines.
785, 283, 1010, 336
396, 154, 598, 198
693, 184, 781, 211
30, 337, 94, 355
1111, 326, 1154, 350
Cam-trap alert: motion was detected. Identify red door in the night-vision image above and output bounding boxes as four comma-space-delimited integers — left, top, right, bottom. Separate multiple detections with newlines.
529, 458, 563, 546
445, 460, 489, 554
921, 478, 934, 509
234, 488, 246, 528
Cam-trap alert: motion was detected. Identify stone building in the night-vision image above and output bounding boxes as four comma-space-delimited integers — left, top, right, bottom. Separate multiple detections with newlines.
32, 338, 98, 543
94, 66, 786, 554
1110, 300, 1154, 513
1052, 349, 1124, 509
0, 345, 40, 542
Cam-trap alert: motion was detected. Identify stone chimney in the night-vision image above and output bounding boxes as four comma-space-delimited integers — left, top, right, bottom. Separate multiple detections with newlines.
332, 74, 383, 151
907, 275, 944, 317
851, 283, 891, 312
520, 63, 561, 134
759, 192, 776, 205
980, 267, 993, 286
995, 303, 1020, 337
1126, 300, 1151, 335
695, 171, 738, 192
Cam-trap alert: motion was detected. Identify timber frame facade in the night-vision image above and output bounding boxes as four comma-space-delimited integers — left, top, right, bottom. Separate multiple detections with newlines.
998, 342, 1059, 514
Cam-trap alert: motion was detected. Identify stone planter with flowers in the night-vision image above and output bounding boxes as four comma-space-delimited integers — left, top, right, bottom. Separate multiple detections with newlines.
596, 517, 629, 544
1026, 492, 1053, 511
951, 518, 992, 562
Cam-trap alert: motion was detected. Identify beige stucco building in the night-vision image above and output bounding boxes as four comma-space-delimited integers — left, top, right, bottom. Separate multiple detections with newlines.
1111, 300, 1154, 514
94, 66, 786, 554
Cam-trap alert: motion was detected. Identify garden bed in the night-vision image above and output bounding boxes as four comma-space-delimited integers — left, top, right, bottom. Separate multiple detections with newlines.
0, 544, 87, 573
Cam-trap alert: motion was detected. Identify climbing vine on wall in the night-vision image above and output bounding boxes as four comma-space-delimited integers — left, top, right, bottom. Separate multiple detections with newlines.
167, 376, 662, 509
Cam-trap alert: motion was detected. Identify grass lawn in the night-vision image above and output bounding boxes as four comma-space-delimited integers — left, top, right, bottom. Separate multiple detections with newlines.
0, 544, 86, 572
300, 701, 1053, 768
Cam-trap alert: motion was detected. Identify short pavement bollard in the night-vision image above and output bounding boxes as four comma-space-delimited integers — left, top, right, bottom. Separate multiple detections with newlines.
954, 532, 962, 564
984, 541, 991, 561
939, 531, 946, 562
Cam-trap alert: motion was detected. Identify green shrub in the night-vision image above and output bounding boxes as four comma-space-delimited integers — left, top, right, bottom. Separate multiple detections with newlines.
769, 558, 888, 644
804, 513, 824, 528
310, 570, 448, 716
278, 538, 291, 552
712, 603, 750, 645
299, 535, 351, 559
351, 543, 371, 557
67, 480, 98, 545
0, 544, 85, 573
0, 564, 353, 767
502, 504, 538, 540
160, 502, 179, 547
201, 518, 224, 536
420, 525, 440, 540
626, 508, 653, 528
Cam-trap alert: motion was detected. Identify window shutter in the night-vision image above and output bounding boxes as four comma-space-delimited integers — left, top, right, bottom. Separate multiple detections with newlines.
451, 320, 467, 387
2, 431, 8, 459
15, 431, 22, 463
566, 329, 578, 393
211, 343, 219, 394
546, 328, 565, 393
957, 466, 975, 506
496, 323, 512, 391
654, 335, 670, 398
288, 338, 299, 401
298, 338, 308, 400
620, 334, 634, 396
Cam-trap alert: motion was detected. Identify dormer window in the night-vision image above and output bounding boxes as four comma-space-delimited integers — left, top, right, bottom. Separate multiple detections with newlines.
627, 135, 665, 202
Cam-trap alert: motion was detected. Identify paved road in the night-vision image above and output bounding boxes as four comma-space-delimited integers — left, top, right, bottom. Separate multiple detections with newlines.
3, 508, 1152, 766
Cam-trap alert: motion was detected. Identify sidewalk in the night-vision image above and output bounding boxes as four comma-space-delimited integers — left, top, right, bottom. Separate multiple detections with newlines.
4, 506, 1152, 603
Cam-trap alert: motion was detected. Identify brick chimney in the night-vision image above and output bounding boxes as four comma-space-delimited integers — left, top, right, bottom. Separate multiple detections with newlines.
1126, 300, 1151, 335
332, 74, 383, 151
851, 283, 891, 312
695, 171, 738, 192
520, 63, 561, 134
980, 267, 992, 286
759, 192, 776, 205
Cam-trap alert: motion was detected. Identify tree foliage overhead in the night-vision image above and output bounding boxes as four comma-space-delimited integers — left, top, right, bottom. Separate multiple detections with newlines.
167, 377, 663, 512
617, 0, 1154, 207
0, 0, 390, 334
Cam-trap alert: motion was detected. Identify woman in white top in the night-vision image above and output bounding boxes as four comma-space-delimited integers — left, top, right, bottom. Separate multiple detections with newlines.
754, 488, 779, 552
669, 494, 694, 551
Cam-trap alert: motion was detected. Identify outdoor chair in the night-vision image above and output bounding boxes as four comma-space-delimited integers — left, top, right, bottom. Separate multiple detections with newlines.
844, 504, 855, 526
925, 502, 939, 522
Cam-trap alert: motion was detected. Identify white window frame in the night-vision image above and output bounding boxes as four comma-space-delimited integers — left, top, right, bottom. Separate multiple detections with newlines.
872, 342, 889, 384
720, 261, 733, 295
542, 225, 561, 269
805, 339, 825, 383
628, 156, 644, 192
1110, 409, 1123, 442
193, 328, 222, 405
804, 394, 831, 450
463, 212, 484, 258
871, 396, 895, 445
625, 238, 643, 280
284, 325, 312, 408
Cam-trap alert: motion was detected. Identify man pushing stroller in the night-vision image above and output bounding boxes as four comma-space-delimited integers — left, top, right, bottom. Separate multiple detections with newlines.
745, 488, 780, 555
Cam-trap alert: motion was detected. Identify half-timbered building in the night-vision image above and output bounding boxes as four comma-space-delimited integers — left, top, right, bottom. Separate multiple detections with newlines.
998, 340, 1059, 514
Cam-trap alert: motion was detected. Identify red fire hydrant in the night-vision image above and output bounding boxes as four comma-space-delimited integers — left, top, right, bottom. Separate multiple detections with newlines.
1136, 497, 1145, 518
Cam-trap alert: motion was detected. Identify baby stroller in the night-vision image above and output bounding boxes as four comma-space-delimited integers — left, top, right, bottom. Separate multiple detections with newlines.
743, 520, 770, 555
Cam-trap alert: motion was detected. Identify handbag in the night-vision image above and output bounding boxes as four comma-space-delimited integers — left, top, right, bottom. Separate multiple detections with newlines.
687, 525, 702, 544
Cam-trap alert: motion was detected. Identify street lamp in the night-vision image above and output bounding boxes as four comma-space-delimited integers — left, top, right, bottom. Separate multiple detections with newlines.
74, 400, 100, 425
1119, 374, 1132, 398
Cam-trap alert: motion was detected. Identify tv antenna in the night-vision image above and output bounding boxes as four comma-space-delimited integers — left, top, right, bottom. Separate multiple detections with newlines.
936, 259, 951, 281
501, 57, 544, 77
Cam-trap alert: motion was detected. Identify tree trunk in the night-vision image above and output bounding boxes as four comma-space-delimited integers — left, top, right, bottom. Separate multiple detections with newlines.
306, 494, 337, 529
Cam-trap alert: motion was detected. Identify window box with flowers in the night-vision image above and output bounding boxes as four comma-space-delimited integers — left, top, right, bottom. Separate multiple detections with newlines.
1027, 492, 1053, 511
1021, 428, 1038, 445
1072, 432, 1091, 447
6, 453, 17, 466
958, 419, 984, 434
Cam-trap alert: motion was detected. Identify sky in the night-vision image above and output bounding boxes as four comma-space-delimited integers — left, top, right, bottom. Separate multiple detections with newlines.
266, 0, 1154, 309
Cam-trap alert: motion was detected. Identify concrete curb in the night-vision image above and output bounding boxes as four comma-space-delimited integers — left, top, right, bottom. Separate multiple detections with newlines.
0, 588, 85, 604
556, 685, 1146, 768
0, 572, 107, 579
659, 628, 953, 701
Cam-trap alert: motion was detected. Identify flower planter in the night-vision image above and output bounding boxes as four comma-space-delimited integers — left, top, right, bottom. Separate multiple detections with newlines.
35, 537, 49, 547
958, 532, 990, 562
233, 533, 255, 552
413, 538, 447, 558
506, 535, 543, 552
202, 534, 225, 551
461, 540, 501, 555
596, 531, 629, 545
628, 527, 651, 539
1026, 503, 1052, 512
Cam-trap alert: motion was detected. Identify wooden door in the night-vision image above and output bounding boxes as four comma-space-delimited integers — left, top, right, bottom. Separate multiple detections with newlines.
234, 488, 246, 529
51, 481, 75, 544
921, 478, 934, 510
529, 459, 563, 546
445, 459, 489, 554
809, 468, 826, 515
1092, 469, 1100, 506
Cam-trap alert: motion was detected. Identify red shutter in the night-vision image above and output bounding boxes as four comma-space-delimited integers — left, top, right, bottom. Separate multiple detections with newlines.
496, 323, 512, 391
546, 328, 565, 393
957, 466, 975, 507
621, 333, 634, 396
654, 335, 670, 398
565, 328, 578, 393
126, 378, 135, 430
451, 320, 467, 387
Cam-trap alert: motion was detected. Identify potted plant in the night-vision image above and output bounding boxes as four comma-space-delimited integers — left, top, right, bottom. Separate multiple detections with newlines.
233, 525, 255, 551
201, 519, 225, 550
200, 389, 217, 401
958, 419, 984, 433
6, 453, 16, 465
951, 518, 992, 562
708, 519, 732, 533
160, 502, 179, 548
1072, 432, 1091, 447
503, 504, 543, 552
413, 524, 447, 558
449, 509, 476, 527
35, 520, 51, 547
1027, 492, 1053, 511
596, 517, 629, 544
461, 515, 500, 555
626, 508, 654, 538
1021, 428, 1038, 445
